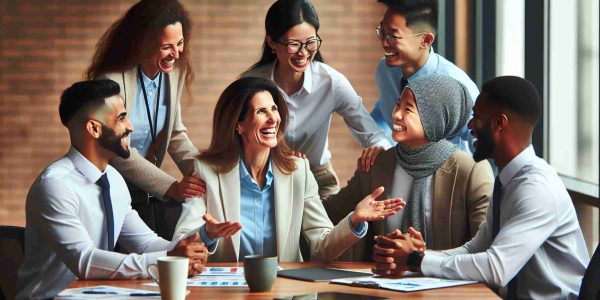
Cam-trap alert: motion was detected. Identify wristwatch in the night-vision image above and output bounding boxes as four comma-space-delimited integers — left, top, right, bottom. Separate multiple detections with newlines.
407, 250, 425, 272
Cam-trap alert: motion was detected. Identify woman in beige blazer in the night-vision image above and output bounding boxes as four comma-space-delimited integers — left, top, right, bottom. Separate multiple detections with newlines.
323, 74, 493, 261
173, 77, 404, 262
86, 0, 204, 240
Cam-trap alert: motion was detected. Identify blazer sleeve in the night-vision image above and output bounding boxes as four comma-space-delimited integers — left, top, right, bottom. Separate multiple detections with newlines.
99, 71, 178, 200
166, 69, 200, 176
300, 159, 361, 261
465, 159, 493, 236
321, 169, 371, 225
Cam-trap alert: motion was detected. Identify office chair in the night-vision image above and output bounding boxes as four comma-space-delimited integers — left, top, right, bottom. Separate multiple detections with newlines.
580, 243, 600, 300
0, 226, 25, 300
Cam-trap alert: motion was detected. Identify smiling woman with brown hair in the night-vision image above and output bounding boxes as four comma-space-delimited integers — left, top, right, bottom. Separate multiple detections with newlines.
173, 77, 405, 262
86, 0, 205, 240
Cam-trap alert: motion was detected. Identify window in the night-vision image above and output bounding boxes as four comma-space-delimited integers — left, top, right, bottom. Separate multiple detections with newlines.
548, 0, 599, 196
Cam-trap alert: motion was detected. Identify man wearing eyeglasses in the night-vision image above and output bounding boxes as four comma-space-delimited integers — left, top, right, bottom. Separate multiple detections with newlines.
369, 0, 479, 153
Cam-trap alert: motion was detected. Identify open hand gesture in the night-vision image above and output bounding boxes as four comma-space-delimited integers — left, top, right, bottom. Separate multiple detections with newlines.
204, 213, 242, 241
351, 187, 405, 227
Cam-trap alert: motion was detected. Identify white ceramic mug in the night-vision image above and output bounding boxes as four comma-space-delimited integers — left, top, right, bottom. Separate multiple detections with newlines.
147, 256, 189, 300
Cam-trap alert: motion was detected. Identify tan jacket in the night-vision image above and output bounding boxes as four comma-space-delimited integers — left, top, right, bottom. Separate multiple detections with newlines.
100, 67, 199, 200
322, 149, 492, 260
173, 157, 362, 262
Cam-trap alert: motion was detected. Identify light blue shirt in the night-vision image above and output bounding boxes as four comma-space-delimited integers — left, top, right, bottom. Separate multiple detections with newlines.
421, 146, 589, 299
16, 148, 170, 300
130, 71, 168, 158
371, 48, 479, 154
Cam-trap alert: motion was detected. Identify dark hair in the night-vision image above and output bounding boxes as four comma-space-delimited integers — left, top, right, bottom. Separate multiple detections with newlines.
59, 79, 120, 126
481, 76, 541, 125
378, 0, 438, 34
85, 0, 194, 94
245, 0, 323, 73
199, 77, 295, 174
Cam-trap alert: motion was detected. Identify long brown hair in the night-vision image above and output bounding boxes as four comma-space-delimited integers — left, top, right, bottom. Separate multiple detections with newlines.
85, 0, 194, 95
199, 77, 296, 174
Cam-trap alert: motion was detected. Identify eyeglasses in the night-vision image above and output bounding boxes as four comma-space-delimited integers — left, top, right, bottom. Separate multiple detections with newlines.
375, 25, 426, 44
277, 37, 322, 54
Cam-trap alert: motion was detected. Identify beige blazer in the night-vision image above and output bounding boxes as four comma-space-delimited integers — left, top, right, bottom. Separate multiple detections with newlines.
173, 157, 362, 262
322, 149, 492, 260
100, 67, 199, 199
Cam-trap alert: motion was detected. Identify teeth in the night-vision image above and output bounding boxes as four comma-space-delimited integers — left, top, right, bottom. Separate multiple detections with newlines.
293, 58, 307, 65
384, 50, 397, 56
260, 128, 277, 136
392, 123, 406, 131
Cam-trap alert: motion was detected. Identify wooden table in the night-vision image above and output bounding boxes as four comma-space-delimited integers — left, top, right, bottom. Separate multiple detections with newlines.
67, 262, 499, 299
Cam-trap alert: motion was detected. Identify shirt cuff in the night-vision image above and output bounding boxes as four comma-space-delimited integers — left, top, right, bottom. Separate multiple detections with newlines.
420, 250, 445, 277
199, 224, 219, 249
347, 212, 368, 238
374, 139, 393, 150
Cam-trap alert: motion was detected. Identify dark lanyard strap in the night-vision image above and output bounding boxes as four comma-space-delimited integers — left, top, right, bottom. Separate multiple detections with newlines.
137, 66, 162, 163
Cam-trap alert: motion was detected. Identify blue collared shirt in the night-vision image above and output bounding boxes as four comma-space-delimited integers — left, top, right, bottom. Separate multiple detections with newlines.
371, 48, 480, 154
130, 71, 167, 158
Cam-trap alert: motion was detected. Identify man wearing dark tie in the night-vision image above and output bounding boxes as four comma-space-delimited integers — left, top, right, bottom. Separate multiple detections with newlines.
372, 76, 590, 299
16, 80, 208, 300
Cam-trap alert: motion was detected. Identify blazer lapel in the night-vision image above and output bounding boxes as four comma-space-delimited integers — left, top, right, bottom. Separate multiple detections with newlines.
218, 162, 241, 260
273, 165, 293, 258
123, 68, 137, 111
432, 155, 457, 250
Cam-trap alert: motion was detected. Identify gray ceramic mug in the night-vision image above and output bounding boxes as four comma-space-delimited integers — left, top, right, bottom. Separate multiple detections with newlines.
243, 255, 278, 292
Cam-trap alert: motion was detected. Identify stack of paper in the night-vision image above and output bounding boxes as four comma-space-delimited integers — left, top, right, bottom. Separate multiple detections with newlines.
57, 285, 160, 298
331, 276, 477, 292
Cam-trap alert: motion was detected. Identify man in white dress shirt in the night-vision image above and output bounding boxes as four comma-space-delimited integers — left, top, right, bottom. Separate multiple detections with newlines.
16, 80, 208, 300
372, 76, 589, 299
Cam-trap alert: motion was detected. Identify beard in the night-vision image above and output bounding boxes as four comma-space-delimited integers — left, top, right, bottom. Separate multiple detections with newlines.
99, 125, 131, 159
473, 124, 495, 162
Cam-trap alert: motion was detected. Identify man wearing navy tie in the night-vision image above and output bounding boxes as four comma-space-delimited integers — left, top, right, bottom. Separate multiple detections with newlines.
372, 76, 590, 299
16, 80, 208, 300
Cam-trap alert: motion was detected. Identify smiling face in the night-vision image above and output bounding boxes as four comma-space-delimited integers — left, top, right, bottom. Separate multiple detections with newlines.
142, 22, 184, 77
468, 93, 497, 162
268, 22, 319, 75
97, 95, 134, 159
391, 88, 428, 147
236, 91, 281, 154
380, 9, 427, 67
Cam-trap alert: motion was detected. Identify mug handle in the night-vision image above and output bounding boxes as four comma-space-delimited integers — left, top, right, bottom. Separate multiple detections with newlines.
147, 264, 160, 284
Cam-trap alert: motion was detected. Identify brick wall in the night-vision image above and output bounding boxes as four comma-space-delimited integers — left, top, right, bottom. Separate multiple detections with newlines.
0, 0, 386, 226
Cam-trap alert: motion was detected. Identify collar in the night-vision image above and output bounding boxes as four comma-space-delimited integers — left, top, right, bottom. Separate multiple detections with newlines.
239, 157, 274, 187
269, 61, 313, 95
67, 146, 104, 184
409, 47, 438, 80
140, 69, 161, 88
498, 145, 537, 185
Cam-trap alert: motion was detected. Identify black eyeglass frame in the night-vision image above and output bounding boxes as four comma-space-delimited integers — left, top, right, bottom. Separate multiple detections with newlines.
276, 36, 323, 54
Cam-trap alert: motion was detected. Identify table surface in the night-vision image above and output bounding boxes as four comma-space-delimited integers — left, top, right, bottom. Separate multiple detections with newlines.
67, 262, 499, 299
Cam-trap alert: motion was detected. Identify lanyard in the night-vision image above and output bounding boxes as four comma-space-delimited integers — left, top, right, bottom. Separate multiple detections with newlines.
137, 66, 162, 165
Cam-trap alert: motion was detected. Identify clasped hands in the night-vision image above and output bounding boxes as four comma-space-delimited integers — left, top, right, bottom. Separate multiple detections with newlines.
372, 227, 426, 276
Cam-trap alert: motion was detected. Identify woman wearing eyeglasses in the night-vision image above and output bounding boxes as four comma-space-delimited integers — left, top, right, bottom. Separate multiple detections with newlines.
242, 0, 391, 199
86, 0, 205, 240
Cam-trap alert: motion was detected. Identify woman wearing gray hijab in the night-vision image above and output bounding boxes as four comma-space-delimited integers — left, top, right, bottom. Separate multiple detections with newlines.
323, 74, 493, 261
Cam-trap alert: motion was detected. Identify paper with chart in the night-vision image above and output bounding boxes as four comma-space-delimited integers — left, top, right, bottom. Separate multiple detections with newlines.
331, 276, 477, 292
143, 267, 247, 287
57, 285, 160, 298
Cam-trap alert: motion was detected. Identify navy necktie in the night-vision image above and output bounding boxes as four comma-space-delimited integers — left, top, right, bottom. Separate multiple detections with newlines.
96, 173, 114, 252
400, 77, 409, 93
491, 176, 518, 299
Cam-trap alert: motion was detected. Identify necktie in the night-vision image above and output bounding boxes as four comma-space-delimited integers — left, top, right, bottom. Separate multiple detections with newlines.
491, 176, 518, 299
400, 77, 409, 93
96, 173, 114, 252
